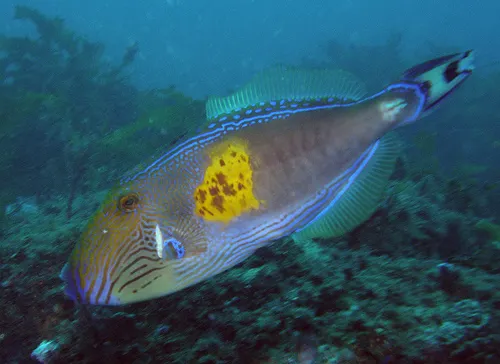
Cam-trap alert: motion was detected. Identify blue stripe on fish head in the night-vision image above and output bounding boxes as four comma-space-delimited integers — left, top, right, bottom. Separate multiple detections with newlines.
61, 165, 207, 306
61, 181, 169, 305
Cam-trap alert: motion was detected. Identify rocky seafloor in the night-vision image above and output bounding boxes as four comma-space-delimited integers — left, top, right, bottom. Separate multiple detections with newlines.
1, 156, 500, 364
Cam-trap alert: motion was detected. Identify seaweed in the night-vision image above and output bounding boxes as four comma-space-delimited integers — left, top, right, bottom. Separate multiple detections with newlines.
475, 219, 500, 242
0, 6, 203, 217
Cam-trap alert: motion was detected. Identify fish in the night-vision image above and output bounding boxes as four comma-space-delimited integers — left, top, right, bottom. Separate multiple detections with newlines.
61, 50, 474, 305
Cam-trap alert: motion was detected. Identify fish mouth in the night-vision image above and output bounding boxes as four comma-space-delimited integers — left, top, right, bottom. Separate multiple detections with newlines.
60, 262, 81, 302
60, 261, 121, 305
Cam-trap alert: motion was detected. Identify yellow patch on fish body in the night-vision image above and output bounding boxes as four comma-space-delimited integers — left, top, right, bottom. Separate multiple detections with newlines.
194, 139, 261, 223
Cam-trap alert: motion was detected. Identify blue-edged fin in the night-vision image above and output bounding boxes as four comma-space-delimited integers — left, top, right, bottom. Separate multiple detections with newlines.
206, 66, 367, 120
401, 50, 474, 115
292, 134, 400, 242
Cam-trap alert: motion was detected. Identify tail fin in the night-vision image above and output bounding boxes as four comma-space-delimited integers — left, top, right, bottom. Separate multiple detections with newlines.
401, 50, 474, 115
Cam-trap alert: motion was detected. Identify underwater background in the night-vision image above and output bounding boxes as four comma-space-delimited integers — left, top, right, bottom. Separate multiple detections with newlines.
0, 1, 500, 363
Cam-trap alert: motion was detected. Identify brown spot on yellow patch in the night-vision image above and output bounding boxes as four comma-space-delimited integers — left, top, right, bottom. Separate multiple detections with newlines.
222, 184, 236, 196
197, 189, 207, 204
216, 172, 227, 185
219, 159, 225, 166
211, 195, 225, 213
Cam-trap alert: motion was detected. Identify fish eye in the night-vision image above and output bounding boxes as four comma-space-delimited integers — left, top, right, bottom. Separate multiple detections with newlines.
118, 193, 140, 212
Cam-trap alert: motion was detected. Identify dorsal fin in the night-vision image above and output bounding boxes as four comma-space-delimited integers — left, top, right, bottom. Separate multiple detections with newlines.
206, 66, 367, 120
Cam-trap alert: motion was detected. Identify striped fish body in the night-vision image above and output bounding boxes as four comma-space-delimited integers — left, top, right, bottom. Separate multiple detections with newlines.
61, 51, 474, 305
199, 88, 421, 239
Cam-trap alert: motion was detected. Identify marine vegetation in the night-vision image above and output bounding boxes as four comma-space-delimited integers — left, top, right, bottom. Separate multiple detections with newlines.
1, 6, 500, 364
0, 6, 203, 223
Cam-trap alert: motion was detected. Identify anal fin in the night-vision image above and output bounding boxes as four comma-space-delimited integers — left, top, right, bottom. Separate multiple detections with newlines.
292, 134, 399, 242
